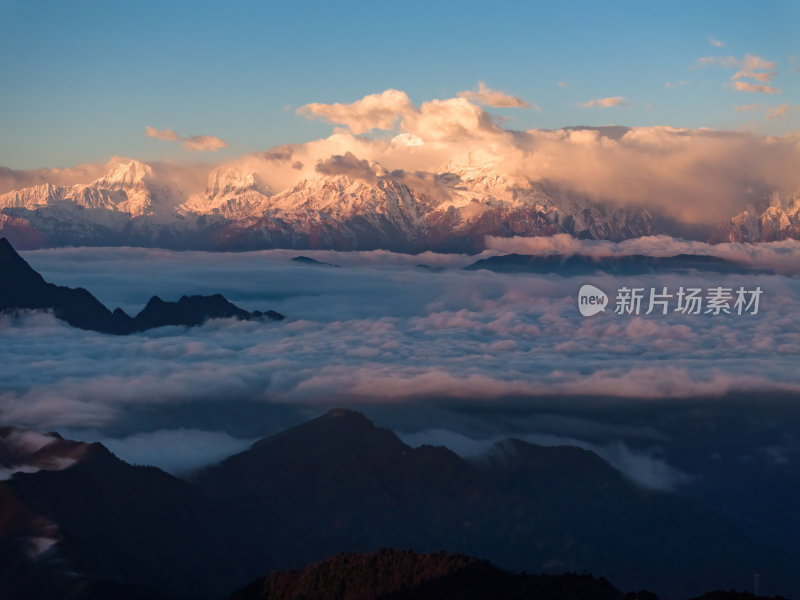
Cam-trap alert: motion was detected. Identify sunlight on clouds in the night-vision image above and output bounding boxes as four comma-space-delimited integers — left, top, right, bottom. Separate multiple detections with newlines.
732, 54, 777, 83
297, 89, 413, 134
146, 126, 228, 152
457, 81, 532, 109
766, 103, 800, 120
734, 81, 781, 94
734, 104, 762, 112
579, 96, 627, 108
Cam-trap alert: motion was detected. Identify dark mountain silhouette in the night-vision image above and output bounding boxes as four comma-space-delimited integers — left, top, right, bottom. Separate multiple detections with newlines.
689, 592, 790, 600
133, 293, 283, 330
290, 255, 340, 267
192, 410, 795, 599
229, 549, 624, 600
0, 411, 796, 600
0, 434, 250, 599
0, 237, 283, 334
464, 253, 763, 275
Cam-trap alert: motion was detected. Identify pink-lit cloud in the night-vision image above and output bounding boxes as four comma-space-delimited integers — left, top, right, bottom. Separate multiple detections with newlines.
734, 81, 781, 94
732, 54, 777, 82
457, 81, 532, 109
181, 135, 228, 152
297, 89, 413, 134
145, 126, 180, 141
694, 56, 739, 68
580, 96, 627, 108
695, 53, 781, 94
146, 126, 228, 152
3, 87, 800, 231
766, 103, 800, 120
297, 88, 506, 142
734, 103, 762, 112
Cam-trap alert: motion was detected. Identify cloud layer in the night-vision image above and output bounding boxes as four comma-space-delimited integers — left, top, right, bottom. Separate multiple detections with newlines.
1, 241, 799, 438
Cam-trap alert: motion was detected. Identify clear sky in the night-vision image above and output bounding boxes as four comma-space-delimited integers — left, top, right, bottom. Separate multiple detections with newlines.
0, 0, 798, 169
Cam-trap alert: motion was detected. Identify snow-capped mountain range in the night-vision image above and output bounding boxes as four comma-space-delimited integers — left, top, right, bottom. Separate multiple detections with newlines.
2, 157, 790, 251
710, 190, 800, 243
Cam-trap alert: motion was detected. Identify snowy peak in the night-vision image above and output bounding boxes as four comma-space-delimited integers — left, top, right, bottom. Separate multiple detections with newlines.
205, 165, 268, 197
0, 159, 185, 221
12, 154, 789, 249
94, 160, 153, 189
712, 190, 800, 242
270, 173, 422, 217
176, 165, 272, 217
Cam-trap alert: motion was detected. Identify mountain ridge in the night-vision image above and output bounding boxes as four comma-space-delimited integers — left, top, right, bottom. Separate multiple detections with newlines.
228, 548, 624, 600
0, 159, 660, 251
0, 410, 796, 599
0, 237, 284, 333
3, 158, 797, 251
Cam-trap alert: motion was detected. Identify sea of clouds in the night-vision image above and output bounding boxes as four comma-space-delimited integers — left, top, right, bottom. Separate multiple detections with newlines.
1, 237, 799, 485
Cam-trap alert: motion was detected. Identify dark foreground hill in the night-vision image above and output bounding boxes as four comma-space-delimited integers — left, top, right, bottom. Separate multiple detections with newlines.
0, 411, 796, 599
229, 549, 624, 600
0, 237, 283, 333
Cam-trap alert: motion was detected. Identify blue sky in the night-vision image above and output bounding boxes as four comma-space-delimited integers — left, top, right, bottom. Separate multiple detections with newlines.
0, 0, 797, 169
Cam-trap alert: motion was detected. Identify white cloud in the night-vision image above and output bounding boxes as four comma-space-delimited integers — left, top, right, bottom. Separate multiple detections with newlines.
734, 81, 781, 94
732, 53, 777, 82
709, 36, 724, 48
53, 99, 800, 232
734, 103, 762, 112
145, 126, 180, 141
181, 135, 228, 152
0, 429, 78, 480
695, 56, 739, 69
403, 96, 506, 140
99, 429, 256, 474
297, 88, 506, 142
6, 87, 800, 233
2, 242, 800, 436
399, 429, 691, 491
580, 96, 627, 108
146, 126, 228, 152
0, 162, 111, 195
296, 89, 413, 134
0, 457, 77, 481
485, 234, 800, 275
694, 53, 781, 93
766, 103, 800, 120
457, 81, 531, 108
